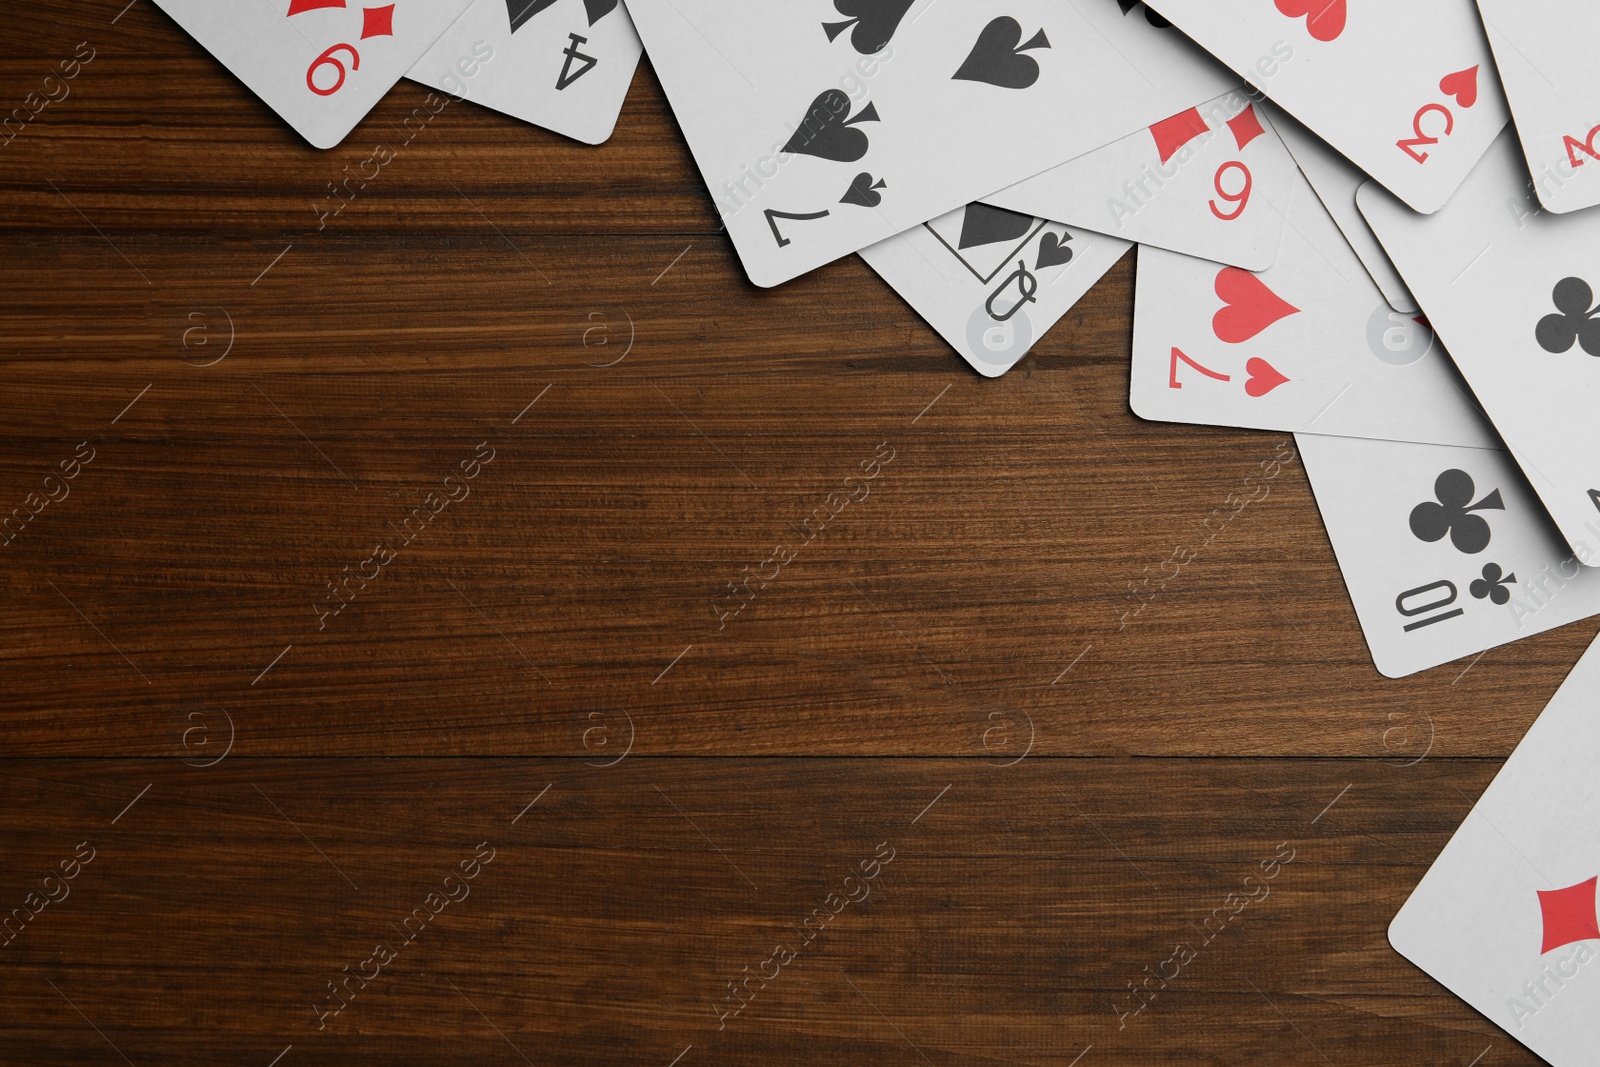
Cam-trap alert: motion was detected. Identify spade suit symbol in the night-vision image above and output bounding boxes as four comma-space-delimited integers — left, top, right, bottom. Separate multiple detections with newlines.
782, 89, 881, 162
823, 0, 914, 54
957, 202, 1034, 249
840, 172, 887, 207
507, 0, 616, 32
953, 17, 1051, 89
507, 0, 557, 32
1034, 231, 1073, 269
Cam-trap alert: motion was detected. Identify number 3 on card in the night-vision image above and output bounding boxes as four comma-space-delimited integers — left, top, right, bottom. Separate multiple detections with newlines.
1397, 104, 1452, 164
1396, 66, 1480, 165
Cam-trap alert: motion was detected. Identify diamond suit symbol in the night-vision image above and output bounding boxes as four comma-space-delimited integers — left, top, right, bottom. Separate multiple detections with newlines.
1538, 876, 1600, 954
361, 4, 395, 38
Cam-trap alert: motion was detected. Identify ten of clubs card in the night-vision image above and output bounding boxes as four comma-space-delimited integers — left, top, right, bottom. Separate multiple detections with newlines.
1298, 432, 1600, 678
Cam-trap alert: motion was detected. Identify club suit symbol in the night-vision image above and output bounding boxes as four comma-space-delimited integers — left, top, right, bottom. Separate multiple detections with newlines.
782, 89, 880, 162
1469, 562, 1516, 605
1409, 468, 1504, 553
1536, 277, 1600, 356
822, 0, 914, 54
952, 17, 1051, 90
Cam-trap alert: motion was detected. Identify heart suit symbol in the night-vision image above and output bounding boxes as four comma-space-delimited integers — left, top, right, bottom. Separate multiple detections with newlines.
1212, 267, 1299, 343
1274, 0, 1346, 42
1243, 357, 1290, 397
1438, 66, 1479, 109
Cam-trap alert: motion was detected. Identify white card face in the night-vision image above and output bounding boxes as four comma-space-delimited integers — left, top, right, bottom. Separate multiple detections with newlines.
1476, 0, 1600, 214
1140, 0, 1508, 213
406, 0, 641, 144
154, 0, 474, 149
1358, 131, 1600, 565
1297, 432, 1600, 678
1131, 169, 1496, 449
983, 89, 1295, 270
624, 0, 1234, 287
1391, 630, 1600, 1064
1269, 103, 1417, 314
859, 205, 1130, 376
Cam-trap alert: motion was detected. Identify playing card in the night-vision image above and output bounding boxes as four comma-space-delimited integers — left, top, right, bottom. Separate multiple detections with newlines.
1131, 166, 1495, 448
624, 0, 1235, 286
1476, 0, 1600, 213
1298, 432, 1600, 678
1390, 628, 1600, 1064
1269, 103, 1417, 314
406, 0, 642, 144
1359, 130, 1600, 566
154, 0, 475, 149
859, 203, 1130, 376
1139, 0, 1508, 213
984, 89, 1296, 271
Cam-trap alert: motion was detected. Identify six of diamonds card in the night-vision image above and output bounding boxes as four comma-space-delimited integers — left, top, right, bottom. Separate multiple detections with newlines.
153, 0, 475, 148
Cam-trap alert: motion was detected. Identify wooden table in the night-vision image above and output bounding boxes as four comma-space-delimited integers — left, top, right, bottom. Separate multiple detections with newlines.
0, 3, 1585, 1063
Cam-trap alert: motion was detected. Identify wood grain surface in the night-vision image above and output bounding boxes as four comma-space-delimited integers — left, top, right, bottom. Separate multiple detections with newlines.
0, 2, 1580, 1062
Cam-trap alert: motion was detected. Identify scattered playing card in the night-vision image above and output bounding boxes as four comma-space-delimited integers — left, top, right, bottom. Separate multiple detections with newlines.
859, 203, 1130, 376
1390, 626, 1600, 1064
1476, 0, 1600, 213
154, 0, 475, 149
1298, 432, 1600, 678
983, 89, 1296, 271
406, 0, 642, 144
1131, 166, 1494, 448
1140, 0, 1508, 213
624, 0, 1236, 286
1268, 103, 1417, 314
1359, 130, 1600, 565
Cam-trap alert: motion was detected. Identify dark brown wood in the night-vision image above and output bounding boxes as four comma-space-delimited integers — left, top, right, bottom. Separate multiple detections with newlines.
0, 2, 1579, 1062
0, 758, 1534, 1065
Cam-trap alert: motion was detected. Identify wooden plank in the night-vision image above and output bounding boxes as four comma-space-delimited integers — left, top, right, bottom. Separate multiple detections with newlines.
0, 757, 1528, 1065
0, 231, 1591, 753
